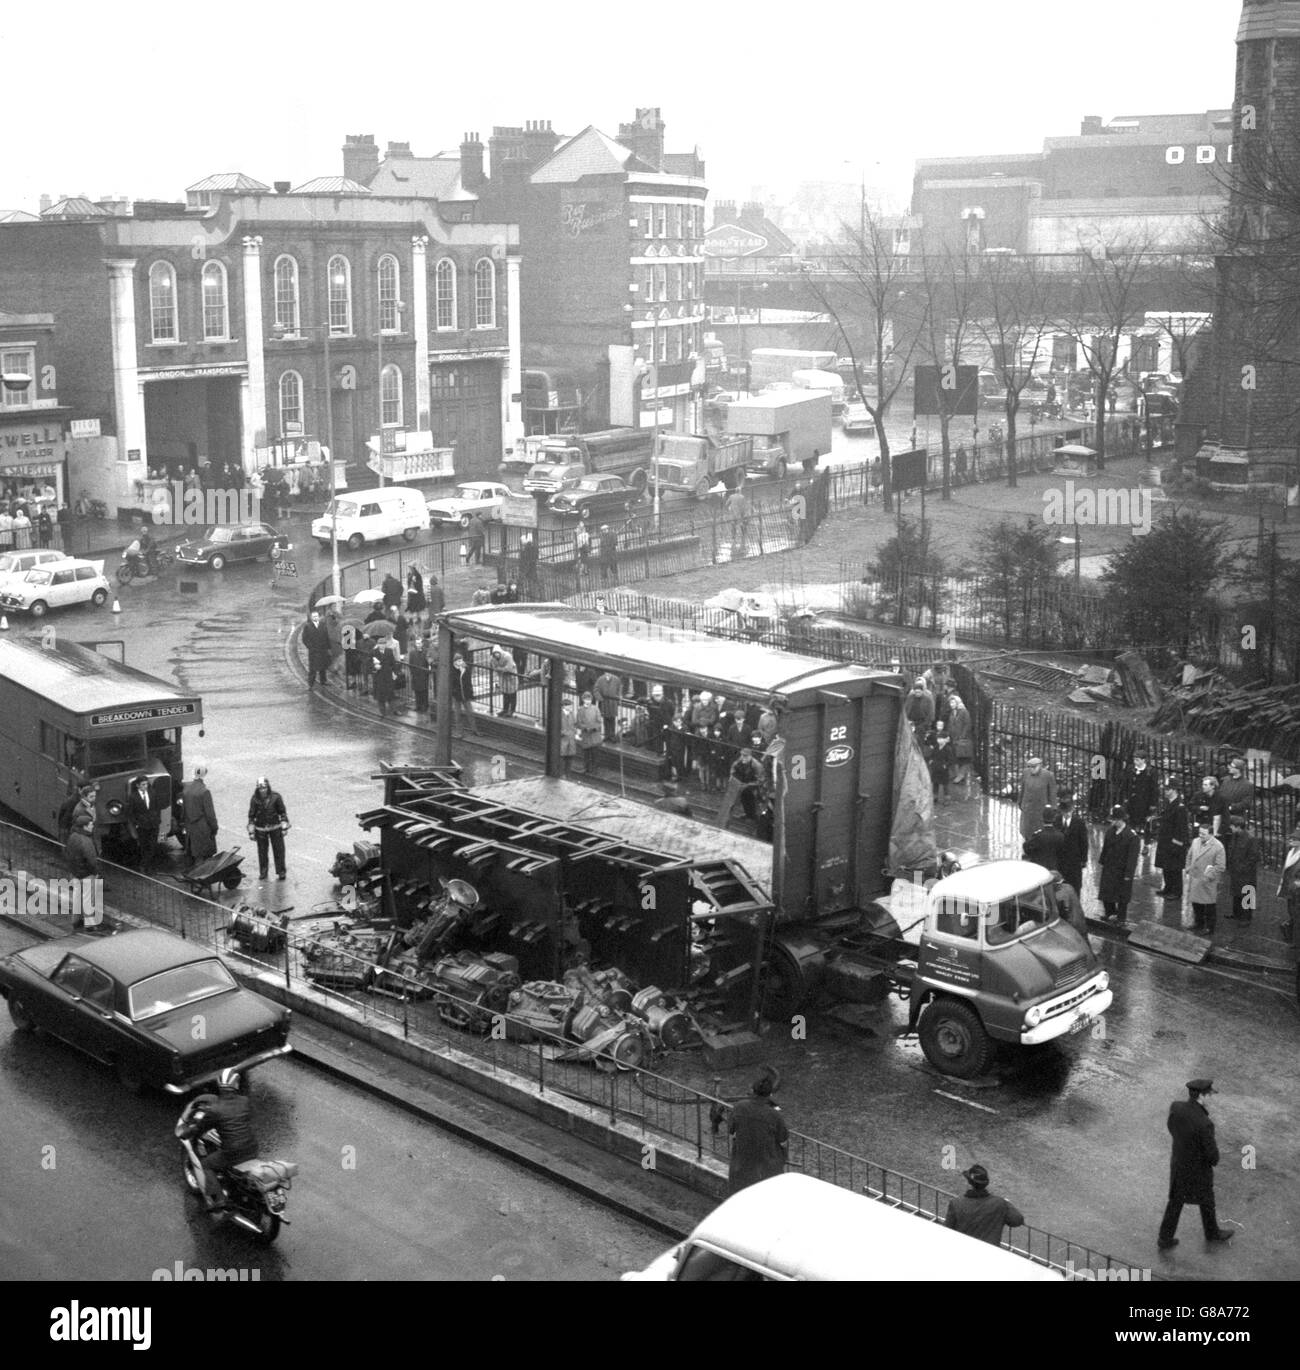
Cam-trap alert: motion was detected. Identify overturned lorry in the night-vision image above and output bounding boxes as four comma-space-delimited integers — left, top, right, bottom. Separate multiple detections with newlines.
350, 607, 1112, 1077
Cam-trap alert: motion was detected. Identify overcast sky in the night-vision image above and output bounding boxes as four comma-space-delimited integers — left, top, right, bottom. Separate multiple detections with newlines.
4, 0, 1240, 212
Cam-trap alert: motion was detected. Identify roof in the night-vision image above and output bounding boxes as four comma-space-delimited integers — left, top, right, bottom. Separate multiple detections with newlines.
289, 176, 371, 196
0, 636, 202, 717
682, 1174, 1061, 1281
40, 197, 107, 220
440, 605, 899, 702
531, 126, 635, 183
0, 210, 40, 223
57, 928, 216, 982
186, 172, 270, 193
367, 156, 471, 201
931, 860, 1054, 903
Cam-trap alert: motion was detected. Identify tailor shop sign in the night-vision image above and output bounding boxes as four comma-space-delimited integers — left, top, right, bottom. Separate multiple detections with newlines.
0, 418, 67, 467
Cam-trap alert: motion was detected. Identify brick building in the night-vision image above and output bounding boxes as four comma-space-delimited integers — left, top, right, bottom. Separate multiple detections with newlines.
0, 173, 519, 513
0, 309, 72, 509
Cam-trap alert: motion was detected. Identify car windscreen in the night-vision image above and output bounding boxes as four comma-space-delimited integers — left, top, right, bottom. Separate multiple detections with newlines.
207, 527, 234, 543
128, 958, 238, 1020
984, 883, 1057, 947
453, 486, 478, 499
24, 569, 52, 585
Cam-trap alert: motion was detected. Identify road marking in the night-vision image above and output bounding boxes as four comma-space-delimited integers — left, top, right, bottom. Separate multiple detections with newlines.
932, 1089, 998, 1113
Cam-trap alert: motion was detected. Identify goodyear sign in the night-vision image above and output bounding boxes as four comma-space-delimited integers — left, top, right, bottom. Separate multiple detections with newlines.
702, 227, 768, 257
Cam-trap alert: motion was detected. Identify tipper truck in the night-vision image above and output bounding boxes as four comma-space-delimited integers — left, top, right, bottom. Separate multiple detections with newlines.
724, 391, 834, 477
520, 428, 655, 494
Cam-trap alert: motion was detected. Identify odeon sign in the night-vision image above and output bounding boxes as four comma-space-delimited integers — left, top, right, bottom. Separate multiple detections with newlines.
1164, 144, 1232, 165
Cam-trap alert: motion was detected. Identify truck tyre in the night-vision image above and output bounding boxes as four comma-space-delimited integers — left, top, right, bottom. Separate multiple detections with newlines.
759, 940, 825, 1020
694, 476, 712, 500
919, 999, 994, 1079
628, 468, 648, 494
773, 459, 788, 481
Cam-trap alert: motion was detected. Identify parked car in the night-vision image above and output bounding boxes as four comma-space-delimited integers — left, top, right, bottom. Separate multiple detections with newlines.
0, 557, 111, 617
0, 547, 66, 588
174, 522, 291, 571
841, 405, 876, 436
426, 481, 511, 528
548, 474, 643, 522
0, 928, 292, 1094
522, 462, 586, 497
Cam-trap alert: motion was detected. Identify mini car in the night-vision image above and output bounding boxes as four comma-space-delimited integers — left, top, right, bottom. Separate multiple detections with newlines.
426, 481, 511, 528
547, 474, 642, 522
174, 521, 291, 571
841, 406, 875, 436
0, 557, 111, 617
0, 928, 292, 1094
0, 547, 66, 589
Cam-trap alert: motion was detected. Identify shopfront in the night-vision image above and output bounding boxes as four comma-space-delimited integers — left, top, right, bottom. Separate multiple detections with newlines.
0, 412, 69, 515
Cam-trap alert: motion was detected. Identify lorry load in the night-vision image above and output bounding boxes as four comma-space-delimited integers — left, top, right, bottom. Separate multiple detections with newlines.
724, 391, 834, 475
517, 428, 655, 492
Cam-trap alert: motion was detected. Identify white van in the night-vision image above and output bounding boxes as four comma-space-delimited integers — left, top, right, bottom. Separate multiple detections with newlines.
623, 1174, 1063, 1282
311, 487, 427, 551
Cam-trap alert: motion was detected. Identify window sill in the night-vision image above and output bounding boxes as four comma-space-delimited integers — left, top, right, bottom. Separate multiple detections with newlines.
201, 337, 238, 345
147, 341, 184, 348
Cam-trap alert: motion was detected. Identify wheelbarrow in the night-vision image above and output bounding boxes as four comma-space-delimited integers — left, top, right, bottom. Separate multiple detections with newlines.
177, 847, 246, 896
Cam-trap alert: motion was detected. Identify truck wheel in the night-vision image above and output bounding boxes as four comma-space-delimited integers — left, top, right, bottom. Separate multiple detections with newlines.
628, 468, 648, 494
759, 942, 821, 1019
694, 476, 711, 500
919, 999, 994, 1079
774, 459, 788, 481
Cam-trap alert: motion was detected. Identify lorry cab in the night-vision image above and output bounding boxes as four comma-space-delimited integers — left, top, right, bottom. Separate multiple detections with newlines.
909, 860, 1111, 1078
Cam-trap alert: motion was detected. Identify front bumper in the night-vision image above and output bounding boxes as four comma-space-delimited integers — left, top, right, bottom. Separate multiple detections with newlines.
1020, 987, 1113, 1045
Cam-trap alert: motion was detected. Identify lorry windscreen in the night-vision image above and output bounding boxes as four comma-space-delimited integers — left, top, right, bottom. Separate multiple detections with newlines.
984, 884, 1057, 946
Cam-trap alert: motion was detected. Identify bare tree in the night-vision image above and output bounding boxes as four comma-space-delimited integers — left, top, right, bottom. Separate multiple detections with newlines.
799, 207, 923, 511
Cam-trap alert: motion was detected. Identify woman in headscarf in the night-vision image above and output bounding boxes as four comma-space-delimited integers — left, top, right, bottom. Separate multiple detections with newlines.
405, 565, 426, 619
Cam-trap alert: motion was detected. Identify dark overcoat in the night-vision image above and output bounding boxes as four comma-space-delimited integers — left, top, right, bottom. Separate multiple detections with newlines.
1098, 824, 1140, 902
1167, 1098, 1218, 1204
1155, 801, 1189, 872
727, 1095, 788, 1196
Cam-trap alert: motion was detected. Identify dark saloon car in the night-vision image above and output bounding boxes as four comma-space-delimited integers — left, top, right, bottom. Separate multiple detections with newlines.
174, 522, 291, 571
0, 929, 291, 1093
547, 474, 642, 522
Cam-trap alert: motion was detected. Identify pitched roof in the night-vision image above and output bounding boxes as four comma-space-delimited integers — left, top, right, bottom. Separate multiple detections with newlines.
0, 209, 39, 223
531, 126, 635, 183
40, 197, 107, 220
367, 155, 472, 200
186, 171, 270, 193
289, 176, 372, 196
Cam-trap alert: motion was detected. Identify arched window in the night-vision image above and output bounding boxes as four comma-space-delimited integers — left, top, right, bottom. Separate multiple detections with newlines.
201, 260, 229, 341
328, 254, 351, 335
474, 258, 496, 328
435, 258, 456, 329
273, 255, 300, 334
279, 371, 303, 435
378, 254, 401, 332
380, 363, 403, 426
149, 261, 178, 342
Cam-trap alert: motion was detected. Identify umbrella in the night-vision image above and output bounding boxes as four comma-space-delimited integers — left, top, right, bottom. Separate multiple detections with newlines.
352, 588, 385, 604
1054, 444, 1097, 458
362, 619, 395, 638
314, 594, 346, 607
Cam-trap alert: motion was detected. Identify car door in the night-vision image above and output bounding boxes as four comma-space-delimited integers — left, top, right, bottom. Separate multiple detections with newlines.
44, 955, 116, 1060
48, 566, 77, 607
74, 565, 99, 598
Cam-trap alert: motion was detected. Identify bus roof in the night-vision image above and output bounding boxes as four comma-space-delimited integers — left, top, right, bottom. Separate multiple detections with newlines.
0, 637, 203, 724
441, 605, 901, 703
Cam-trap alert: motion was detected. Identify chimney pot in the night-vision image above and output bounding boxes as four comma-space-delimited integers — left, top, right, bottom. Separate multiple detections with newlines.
275, 181, 290, 195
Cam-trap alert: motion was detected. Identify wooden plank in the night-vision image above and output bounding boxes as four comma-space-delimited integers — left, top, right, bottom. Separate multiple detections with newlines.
1124, 920, 1211, 964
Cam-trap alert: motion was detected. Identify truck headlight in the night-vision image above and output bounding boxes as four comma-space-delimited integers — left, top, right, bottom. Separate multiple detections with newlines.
1025, 1004, 1044, 1027
1096, 971, 1109, 992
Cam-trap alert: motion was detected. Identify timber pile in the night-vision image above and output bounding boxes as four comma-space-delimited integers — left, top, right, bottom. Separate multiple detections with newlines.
1114, 651, 1163, 709
1149, 675, 1300, 755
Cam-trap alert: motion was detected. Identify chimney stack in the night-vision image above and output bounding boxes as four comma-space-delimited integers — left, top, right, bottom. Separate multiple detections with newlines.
386, 141, 412, 159
618, 107, 665, 172
39, 194, 51, 213
342, 133, 380, 185
1080, 115, 1103, 135
274, 181, 291, 195
741, 200, 765, 223
460, 132, 486, 191
712, 200, 737, 226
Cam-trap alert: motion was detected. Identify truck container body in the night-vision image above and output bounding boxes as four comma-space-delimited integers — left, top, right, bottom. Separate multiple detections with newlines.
724, 392, 834, 471
750, 349, 837, 391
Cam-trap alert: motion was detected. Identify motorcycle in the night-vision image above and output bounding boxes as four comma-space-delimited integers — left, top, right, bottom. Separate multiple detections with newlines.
116, 548, 176, 585
175, 1051, 297, 1244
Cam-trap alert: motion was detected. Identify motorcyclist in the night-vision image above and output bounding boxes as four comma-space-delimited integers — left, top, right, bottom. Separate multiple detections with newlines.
190, 1076, 260, 1212
123, 528, 158, 577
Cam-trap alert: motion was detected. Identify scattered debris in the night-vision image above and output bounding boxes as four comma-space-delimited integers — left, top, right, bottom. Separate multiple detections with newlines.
1114, 651, 1163, 708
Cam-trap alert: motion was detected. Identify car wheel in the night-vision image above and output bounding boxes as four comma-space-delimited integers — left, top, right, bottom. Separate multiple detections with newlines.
115, 1058, 146, 1094
209, 554, 227, 572
402, 527, 418, 542
8, 996, 36, 1032
918, 999, 994, 1079
459, 514, 471, 529
91, 588, 108, 607
579, 506, 592, 522
28, 601, 47, 617
347, 534, 364, 552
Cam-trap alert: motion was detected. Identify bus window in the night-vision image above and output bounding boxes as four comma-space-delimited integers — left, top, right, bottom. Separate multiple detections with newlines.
87, 735, 147, 778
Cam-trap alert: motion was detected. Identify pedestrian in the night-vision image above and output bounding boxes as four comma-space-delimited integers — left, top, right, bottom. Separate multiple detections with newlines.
465, 512, 487, 565
594, 669, 622, 742
645, 683, 672, 758
1276, 825, 1300, 944
371, 640, 399, 717
381, 570, 403, 612
407, 636, 431, 715
654, 780, 692, 817
404, 565, 426, 618
1193, 775, 1228, 837
64, 806, 102, 929
558, 698, 577, 774
664, 713, 688, 782
944, 1164, 1025, 1247
1049, 870, 1088, 938
425, 573, 446, 619
1186, 816, 1225, 936
903, 678, 935, 737
126, 773, 162, 874
1123, 752, 1159, 851
246, 776, 289, 881
724, 487, 749, 553
946, 691, 974, 798
726, 1073, 788, 1197
1154, 783, 1190, 901
1157, 1079, 1235, 1251
1098, 805, 1140, 923
1024, 806, 1065, 870
302, 609, 331, 688
11, 507, 31, 549
489, 580, 510, 606
575, 691, 603, 773
574, 522, 591, 579
1056, 796, 1088, 897
597, 524, 618, 586
729, 747, 765, 822
1018, 755, 1058, 842
925, 722, 954, 803
36, 508, 53, 548
518, 531, 539, 597
1223, 814, 1259, 925
181, 761, 219, 867
954, 445, 968, 486
756, 697, 780, 750
450, 653, 479, 734
490, 643, 518, 717
1217, 755, 1255, 815
471, 584, 492, 607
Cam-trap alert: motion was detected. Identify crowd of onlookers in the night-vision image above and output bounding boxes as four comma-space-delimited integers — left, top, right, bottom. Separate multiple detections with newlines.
0, 481, 60, 550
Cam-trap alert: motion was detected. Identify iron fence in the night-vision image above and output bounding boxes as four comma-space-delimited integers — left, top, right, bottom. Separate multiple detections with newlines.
0, 814, 1150, 1278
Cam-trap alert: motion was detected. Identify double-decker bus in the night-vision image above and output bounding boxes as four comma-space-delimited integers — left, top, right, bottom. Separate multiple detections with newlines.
0, 636, 203, 846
